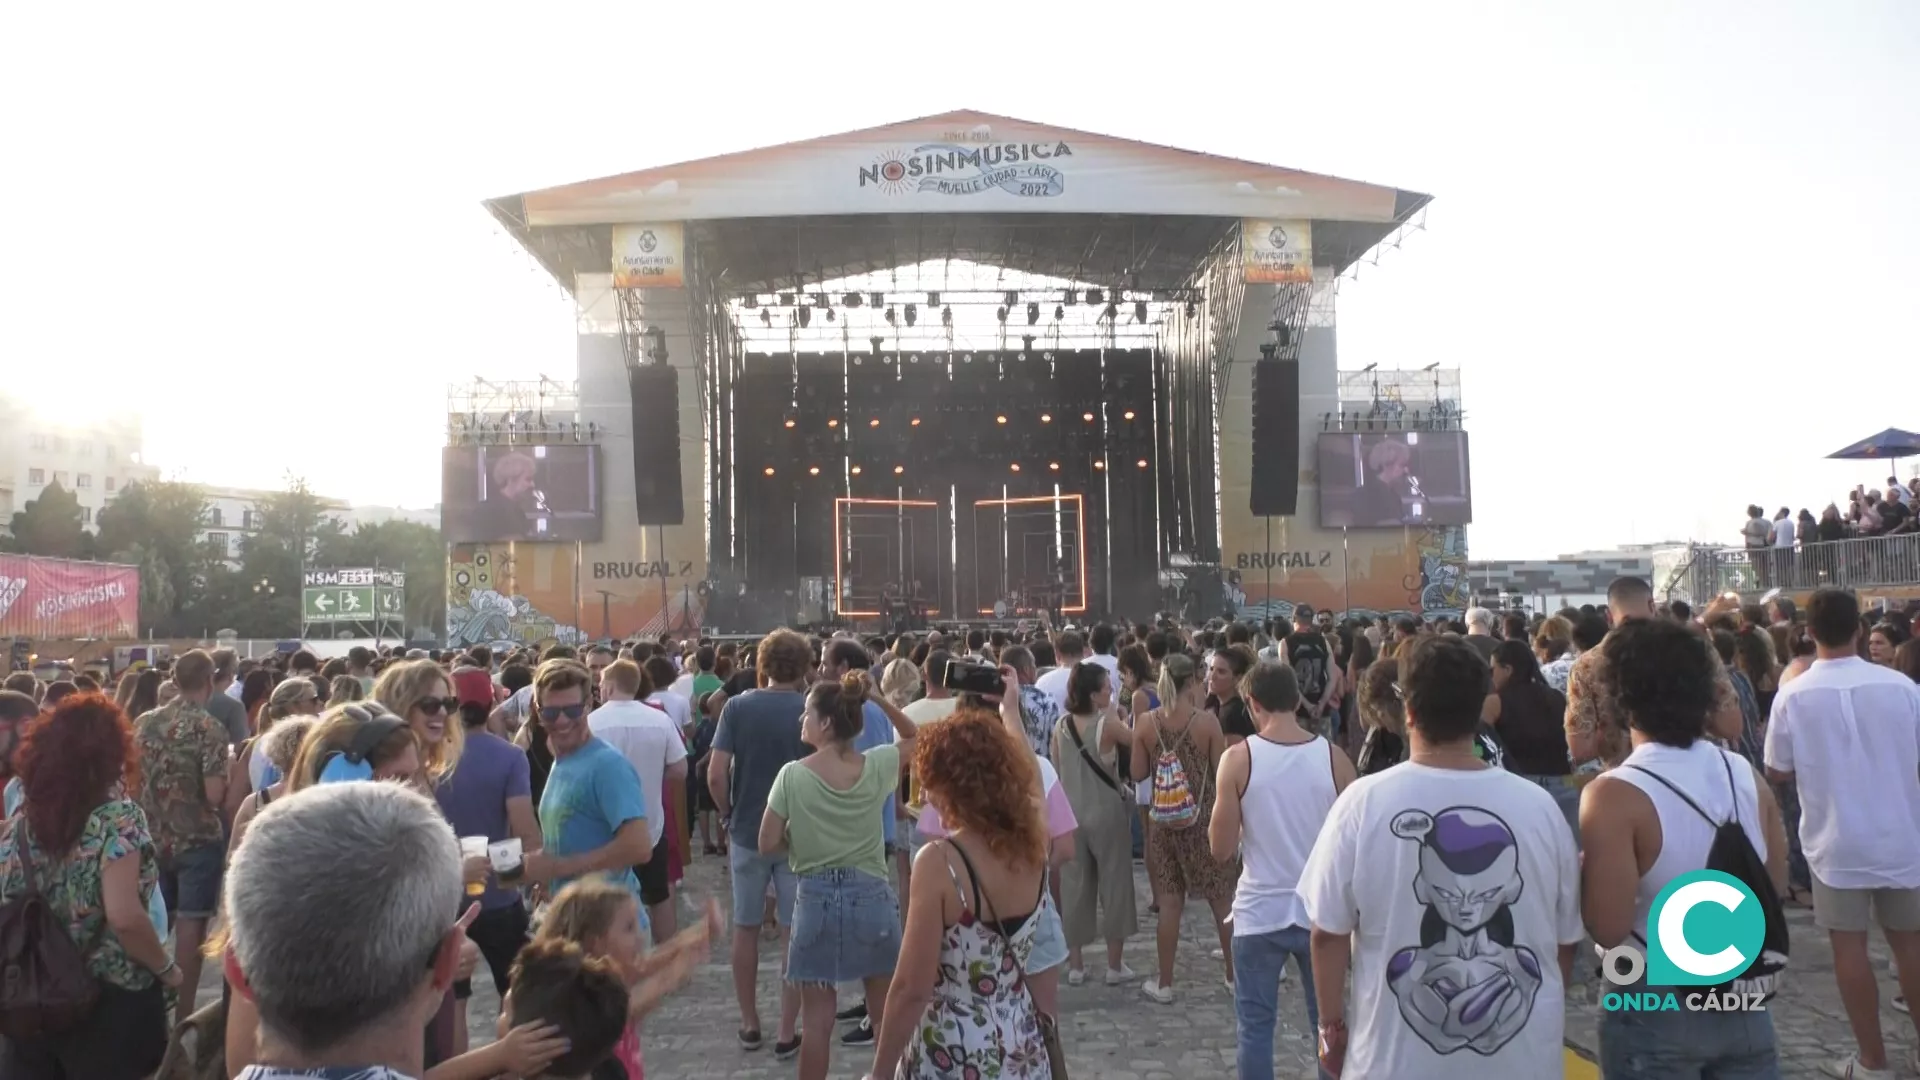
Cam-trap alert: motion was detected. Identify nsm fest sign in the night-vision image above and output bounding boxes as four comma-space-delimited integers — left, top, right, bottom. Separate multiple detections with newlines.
1599, 870, 1777, 1014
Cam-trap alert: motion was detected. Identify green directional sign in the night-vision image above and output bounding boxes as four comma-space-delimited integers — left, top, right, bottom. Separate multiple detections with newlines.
301, 568, 406, 632
304, 586, 375, 622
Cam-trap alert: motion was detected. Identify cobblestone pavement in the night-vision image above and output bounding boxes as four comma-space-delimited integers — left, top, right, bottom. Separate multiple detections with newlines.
452, 854, 1920, 1079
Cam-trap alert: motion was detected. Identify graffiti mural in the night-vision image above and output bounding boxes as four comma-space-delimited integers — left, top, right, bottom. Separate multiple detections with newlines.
446, 546, 585, 650
1411, 524, 1470, 618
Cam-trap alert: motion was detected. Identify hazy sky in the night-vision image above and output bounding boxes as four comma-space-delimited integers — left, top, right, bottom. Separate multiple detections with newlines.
4, 2, 1914, 559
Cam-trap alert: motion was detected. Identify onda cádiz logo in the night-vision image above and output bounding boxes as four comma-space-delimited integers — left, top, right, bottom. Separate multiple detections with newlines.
1600, 870, 1773, 1013
860, 141, 1069, 199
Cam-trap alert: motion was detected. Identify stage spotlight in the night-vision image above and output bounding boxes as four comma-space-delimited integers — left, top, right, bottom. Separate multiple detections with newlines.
1082, 411, 1095, 422
1040, 412, 1052, 423
798, 307, 811, 329
910, 417, 921, 426
850, 465, 863, 475
1054, 304, 1065, 321
1048, 462, 1060, 472
1123, 409, 1136, 420
870, 337, 884, 356
1086, 288, 1104, 305
1026, 302, 1039, 325
783, 414, 797, 429
1010, 463, 1021, 472
1063, 289, 1077, 305
942, 306, 953, 327
893, 465, 904, 475
1136, 458, 1149, 469
1275, 325, 1291, 347
1094, 460, 1106, 471
995, 306, 1007, 324
1022, 335, 1035, 352
996, 414, 1008, 425
927, 291, 940, 307
843, 292, 861, 308
1259, 343, 1277, 360
827, 418, 840, 428
779, 292, 794, 306
763, 466, 775, 476
905, 303, 917, 327
1185, 300, 1197, 319
760, 309, 772, 327
744, 295, 757, 309
808, 465, 821, 476
885, 306, 897, 325
1134, 301, 1148, 324
868, 417, 880, 428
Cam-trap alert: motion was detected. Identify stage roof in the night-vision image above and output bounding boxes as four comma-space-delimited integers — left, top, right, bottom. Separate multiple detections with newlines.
487, 110, 1430, 292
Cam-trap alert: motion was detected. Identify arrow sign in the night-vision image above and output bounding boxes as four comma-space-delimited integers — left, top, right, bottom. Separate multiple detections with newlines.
314, 593, 333, 612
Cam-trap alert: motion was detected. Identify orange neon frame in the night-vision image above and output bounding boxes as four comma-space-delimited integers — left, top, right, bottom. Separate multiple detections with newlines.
972, 493, 1088, 614
833, 497, 942, 617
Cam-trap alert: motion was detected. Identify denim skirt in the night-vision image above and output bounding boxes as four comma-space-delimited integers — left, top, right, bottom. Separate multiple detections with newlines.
786, 868, 903, 986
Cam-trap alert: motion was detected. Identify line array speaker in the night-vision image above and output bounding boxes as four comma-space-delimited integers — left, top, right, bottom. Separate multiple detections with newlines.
1249, 359, 1300, 517
629, 365, 684, 525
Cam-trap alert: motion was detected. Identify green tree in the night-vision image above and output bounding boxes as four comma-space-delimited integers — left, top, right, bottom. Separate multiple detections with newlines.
7, 482, 89, 558
95, 480, 211, 634
327, 520, 447, 636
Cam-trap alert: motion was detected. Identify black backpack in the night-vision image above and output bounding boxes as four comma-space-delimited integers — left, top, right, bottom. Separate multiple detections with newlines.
1627, 751, 1789, 1001
0, 819, 104, 1037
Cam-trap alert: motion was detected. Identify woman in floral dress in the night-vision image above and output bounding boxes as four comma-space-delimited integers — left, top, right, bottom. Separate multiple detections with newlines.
865, 708, 1054, 1080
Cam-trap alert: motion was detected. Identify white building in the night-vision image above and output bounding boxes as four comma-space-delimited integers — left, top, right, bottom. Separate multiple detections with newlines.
0, 393, 160, 535
344, 503, 441, 531
196, 485, 352, 564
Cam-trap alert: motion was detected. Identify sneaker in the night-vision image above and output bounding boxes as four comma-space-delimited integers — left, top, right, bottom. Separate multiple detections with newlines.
737, 1029, 763, 1052
1820, 1053, 1893, 1079
1277, 962, 1289, 982
1065, 967, 1088, 987
774, 1034, 804, 1061
839, 1018, 873, 1046
1141, 978, 1174, 1004
1105, 964, 1137, 985
836, 1001, 868, 1022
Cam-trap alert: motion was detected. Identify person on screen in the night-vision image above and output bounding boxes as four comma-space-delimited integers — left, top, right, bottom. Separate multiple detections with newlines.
1353, 438, 1413, 525
478, 451, 538, 539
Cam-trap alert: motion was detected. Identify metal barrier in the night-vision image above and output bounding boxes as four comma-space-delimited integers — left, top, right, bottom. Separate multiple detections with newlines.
1694, 533, 1920, 597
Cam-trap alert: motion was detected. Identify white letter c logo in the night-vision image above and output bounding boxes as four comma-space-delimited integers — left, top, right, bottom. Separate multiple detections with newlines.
1658, 879, 1748, 979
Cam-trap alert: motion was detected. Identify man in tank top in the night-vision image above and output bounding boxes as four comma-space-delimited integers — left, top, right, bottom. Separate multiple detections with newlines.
1581, 618, 1788, 1078
1211, 662, 1356, 1080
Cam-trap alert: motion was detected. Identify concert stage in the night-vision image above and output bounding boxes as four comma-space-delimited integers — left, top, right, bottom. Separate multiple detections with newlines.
462, 111, 1435, 641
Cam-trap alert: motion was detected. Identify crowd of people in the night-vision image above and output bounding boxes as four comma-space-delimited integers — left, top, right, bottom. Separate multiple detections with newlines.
0, 580, 1918, 1078
1742, 476, 1920, 589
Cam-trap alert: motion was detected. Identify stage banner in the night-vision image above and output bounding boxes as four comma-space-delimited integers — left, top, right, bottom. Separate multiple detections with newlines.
1242, 220, 1313, 284
0, 555, 140, 639
611, 223, 684, 288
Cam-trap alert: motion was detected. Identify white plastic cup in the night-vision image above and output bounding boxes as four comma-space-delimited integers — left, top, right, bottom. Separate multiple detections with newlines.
459, 836, 489, 896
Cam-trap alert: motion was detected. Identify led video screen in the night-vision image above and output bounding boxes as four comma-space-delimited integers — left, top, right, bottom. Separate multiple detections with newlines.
442, 445, 602, 543
1317, 431, 1472, 528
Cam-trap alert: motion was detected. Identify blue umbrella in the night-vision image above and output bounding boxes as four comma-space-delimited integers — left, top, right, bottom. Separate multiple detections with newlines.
1826, 428, 1920, 461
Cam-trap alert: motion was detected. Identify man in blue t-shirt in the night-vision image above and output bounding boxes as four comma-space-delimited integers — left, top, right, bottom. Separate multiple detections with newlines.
517, 660, 652, 909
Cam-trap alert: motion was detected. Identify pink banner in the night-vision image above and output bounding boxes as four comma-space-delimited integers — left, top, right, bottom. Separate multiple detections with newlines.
0, 555, 140, 640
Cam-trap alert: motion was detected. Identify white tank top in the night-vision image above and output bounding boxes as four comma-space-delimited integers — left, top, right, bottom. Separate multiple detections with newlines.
1610, 740, 1767, 942
1231, 734, 1337, 936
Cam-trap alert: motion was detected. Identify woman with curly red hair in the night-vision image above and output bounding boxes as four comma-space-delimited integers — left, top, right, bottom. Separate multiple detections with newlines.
0, 692, 176, 1079
867, 706, 1055, 1080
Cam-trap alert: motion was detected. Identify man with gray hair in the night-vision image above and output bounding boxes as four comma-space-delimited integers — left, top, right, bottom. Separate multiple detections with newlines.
225, 782, 471, 1079
1462, 606, 1500, 662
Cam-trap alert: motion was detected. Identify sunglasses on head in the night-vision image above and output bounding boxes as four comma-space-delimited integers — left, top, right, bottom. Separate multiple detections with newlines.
415, 697, 462, 715
539, 704, 587, 723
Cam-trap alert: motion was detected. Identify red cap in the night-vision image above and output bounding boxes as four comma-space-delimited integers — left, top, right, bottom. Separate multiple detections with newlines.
452, 667, 495, 709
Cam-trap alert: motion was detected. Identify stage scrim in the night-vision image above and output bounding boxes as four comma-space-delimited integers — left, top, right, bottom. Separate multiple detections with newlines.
971, 494, 1086, 616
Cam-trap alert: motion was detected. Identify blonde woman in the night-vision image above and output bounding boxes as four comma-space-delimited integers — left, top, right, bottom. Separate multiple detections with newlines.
328, 673, 364, 706
879, 657, 922, 709
373, 658, 465, 783
228, 716, 317, 854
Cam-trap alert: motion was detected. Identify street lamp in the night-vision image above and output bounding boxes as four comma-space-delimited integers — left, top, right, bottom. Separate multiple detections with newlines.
252, 578, 275, 597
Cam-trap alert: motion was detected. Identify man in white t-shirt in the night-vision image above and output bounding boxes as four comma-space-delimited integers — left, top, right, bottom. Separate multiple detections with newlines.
1766, 587, 1920, 1080
902, 651, 960, 730
1299, 635, 1581, 1080
590, 659, 688, 942
1033, 630, 1089, 714
641, 655, 694, 735
1085, 624, 1121, 683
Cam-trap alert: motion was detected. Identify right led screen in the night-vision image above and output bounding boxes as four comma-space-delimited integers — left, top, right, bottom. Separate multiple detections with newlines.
1317, 431, 1473, 528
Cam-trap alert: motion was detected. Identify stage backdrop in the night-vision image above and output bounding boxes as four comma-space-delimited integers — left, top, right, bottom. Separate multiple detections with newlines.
1215, 288, 1469, 622
0, 555, 140, 640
